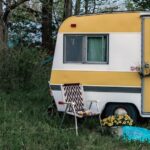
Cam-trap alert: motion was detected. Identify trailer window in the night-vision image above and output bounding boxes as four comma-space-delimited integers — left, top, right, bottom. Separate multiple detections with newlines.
87, 36, 108, 63
64, 35, 83, 62
64, 34, 108, 64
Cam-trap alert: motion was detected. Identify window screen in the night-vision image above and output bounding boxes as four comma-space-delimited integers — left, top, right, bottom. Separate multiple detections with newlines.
64, 35, 83, 62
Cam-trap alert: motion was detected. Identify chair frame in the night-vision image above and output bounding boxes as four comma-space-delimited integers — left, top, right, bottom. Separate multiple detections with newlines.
58, 83, 102, 136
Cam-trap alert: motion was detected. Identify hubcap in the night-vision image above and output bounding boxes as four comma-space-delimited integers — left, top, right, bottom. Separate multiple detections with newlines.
114, 108, 127, 115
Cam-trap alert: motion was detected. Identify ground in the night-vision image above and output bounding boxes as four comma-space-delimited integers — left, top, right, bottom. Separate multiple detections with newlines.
1, 90, 150, 150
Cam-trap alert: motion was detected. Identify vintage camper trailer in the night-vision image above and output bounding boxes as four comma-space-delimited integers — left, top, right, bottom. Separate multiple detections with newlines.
49, 12, 150, 121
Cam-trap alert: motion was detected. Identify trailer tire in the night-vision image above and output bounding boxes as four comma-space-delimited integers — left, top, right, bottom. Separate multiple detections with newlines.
103, 103, 138, 123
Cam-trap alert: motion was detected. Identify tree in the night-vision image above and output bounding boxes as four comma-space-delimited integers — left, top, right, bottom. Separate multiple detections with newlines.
63, 0, 72, 20
0, 0, 29, 47
75, 0, 80, 15
88, 0, 97, 14
132, 0, 150, 10
84, 0, 89, 14
92, 0, 96, 13
53, 0, 64, 27
125, 0, 136, 10
11, 0, 55, 52
41, 0, 53, 51
0, 1, 3, 44
125, 0, 150, 11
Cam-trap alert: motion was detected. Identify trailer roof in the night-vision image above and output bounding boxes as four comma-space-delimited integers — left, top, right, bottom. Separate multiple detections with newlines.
59, 12, 145, 33
76, 11, 150, 17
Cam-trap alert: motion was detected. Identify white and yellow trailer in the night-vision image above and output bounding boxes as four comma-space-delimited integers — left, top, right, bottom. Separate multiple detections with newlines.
49, 12, 150, 121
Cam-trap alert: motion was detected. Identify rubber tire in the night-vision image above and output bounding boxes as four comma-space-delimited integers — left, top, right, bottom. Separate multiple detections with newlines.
103, 103, 138, 123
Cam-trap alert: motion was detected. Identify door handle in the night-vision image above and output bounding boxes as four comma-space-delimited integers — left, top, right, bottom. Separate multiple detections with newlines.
144, 63, 150, 69
142, 63, 150, 77
139, 63, 150, 77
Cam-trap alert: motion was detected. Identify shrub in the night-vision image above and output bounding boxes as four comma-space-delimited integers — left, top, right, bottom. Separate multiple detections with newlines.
0, 46, 51, 91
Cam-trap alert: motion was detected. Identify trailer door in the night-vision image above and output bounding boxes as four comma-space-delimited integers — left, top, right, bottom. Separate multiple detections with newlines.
142, 17, 150, 113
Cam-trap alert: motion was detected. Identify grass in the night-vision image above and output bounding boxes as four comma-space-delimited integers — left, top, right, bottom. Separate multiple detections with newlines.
1, 89, 150, 150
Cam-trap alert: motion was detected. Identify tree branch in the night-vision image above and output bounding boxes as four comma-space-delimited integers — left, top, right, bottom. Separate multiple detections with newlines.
0, 0, 7, 5
10, 0, 29, 10
23, 4, 41, 15
3, 0, 29, 23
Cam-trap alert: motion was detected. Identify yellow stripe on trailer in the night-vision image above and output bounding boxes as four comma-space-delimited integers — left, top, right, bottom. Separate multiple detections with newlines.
50, 70, 141, 87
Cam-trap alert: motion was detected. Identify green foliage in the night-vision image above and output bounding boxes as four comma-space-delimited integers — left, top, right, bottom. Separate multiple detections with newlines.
125, 0, 136, 11
10, 6, 41, 47
125, 0, 150, 10
11, 6, 39, 22
132, 0, 150, 10
0, 47, 51, 91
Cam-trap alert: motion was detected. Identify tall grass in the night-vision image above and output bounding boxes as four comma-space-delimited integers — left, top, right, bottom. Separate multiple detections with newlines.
1, 90, 150, 150
0, 47, 150, 149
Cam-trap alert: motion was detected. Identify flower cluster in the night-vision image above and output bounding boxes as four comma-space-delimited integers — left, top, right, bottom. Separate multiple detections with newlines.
101, 114, 133, 127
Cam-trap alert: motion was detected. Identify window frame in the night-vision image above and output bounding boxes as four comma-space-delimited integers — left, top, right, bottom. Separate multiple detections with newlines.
63, 34, 109, 64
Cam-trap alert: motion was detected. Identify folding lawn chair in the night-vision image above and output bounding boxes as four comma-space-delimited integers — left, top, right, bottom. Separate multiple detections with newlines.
58, 83, 102, 136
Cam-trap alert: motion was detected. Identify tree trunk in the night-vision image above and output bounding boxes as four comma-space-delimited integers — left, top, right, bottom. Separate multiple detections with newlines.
0, 1, 3, 43
3, 0, 11, 47
63, 0, 72, 20
85, 0, 88, 14
0, 1, 7, 48
42, 0, 53, 52
75, 0, 80, 15
92, 0, 96, 13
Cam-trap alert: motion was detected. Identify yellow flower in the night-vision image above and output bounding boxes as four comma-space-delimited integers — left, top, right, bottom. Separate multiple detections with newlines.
123, 121, 126, 124
125, 117, 128, 120
101, 114, 133, 127
119, 115, 123, 119
103, 118, 107, 122
111, 116, 115, 120
108, 123, 113, 127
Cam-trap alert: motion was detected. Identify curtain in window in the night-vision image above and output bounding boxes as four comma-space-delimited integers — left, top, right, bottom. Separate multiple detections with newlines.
87, 37, 107, 62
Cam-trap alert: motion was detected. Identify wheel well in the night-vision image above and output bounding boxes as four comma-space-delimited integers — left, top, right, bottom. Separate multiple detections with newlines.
102, 102, 140, 118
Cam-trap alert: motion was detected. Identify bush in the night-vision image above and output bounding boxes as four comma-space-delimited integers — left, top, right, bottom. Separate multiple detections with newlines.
0, 47, 51, 91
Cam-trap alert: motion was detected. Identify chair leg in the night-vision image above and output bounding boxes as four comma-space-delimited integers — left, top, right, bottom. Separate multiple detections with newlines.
60, 103, 79, 136
74, 115, 78, 136
89, 102, 92, 110
60, 105, 68, 128
60, 112, 66, 128
72, 104, 78, 136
